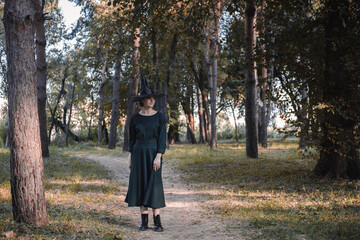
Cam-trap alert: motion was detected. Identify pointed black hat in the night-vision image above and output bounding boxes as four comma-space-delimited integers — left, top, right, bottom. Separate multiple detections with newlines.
131, 73, 165, 102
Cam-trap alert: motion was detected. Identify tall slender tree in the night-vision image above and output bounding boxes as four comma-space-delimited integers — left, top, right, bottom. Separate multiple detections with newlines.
258, 0, 268, 148
108, 30, 122, 149
182, 85, 196, 144
35, 0, 49, 157
298, 0, 312, 149
209, 0, 221, 149
4, 0, 48, 225
245, 0, 258, 158
162, 33, 178, 147
123, 0, 141, 151
196, 85, 207, 143
97, 49, 108, 144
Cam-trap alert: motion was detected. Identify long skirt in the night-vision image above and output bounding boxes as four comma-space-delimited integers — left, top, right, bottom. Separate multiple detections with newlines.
125, 144, 165, 208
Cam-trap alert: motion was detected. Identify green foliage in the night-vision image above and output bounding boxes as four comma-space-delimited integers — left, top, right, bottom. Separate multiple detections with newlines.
0, 118, 7, 147
0, 148, 10, 186
254, 0, 360, 155
166, 142, 360, 239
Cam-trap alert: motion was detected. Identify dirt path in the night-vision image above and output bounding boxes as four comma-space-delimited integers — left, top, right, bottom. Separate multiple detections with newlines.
82, 154, 245, 240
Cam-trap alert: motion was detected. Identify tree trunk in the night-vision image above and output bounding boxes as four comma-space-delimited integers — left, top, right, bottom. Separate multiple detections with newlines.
209, 0, 221, 149
313, 0, 360, 179
63, 104, 68, 125
151, 28, 161, 111
202, 91, 211, 142
123, 1, 141, 152
204, 22, 212, 143
108, 47, 121, 149
231, 103, 239, 143
48, 66, 69, 142
98, 51, 108, 144
4, 0, 48, 226
197, 86, 206, 143
182, 88, 196, 144
162, 33, 178, 148
35, 0, 49, 157
299, 0, 311, 149
102, 119, 109, 145
258, 0, 268, 148
299, 87, 307, 149
245, 0, 258, 158
87, 116, 92, 141
65, 83, 75, 146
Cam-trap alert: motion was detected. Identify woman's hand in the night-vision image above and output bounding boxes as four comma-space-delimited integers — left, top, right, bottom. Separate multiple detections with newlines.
128, 153, 131, 169
153, 153, 162, 171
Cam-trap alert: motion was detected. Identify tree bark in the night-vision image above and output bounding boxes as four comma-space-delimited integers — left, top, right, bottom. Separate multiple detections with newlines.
4, 0, 48, 226
65, 83, 75, 146
151, 28, 161, 111
123, 1, 141, 152
313, 0, 360, 179
202, 91, 211, 142
204, 22, 212, 143
162, 33, 178, 147
231, 103, 239, 142
35, 0, 49, 157
209, 0, 220, 149
245, 0, 258, 158
182, 87, 196, 144
63, 104, 68, 125
258, 0, 268, 148
108, 43, 121, 149
98, 50, 108, 144
102, 119, 109, 145
299, 87, 307, 149
197, 86, 206, 143
87, 94, 95, 141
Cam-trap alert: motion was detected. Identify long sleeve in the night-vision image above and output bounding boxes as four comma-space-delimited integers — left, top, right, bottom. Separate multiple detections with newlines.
156, 113, 167, 154
128, 115, 136, 153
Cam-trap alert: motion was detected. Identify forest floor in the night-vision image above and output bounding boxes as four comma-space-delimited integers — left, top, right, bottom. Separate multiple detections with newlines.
81, 152, 245, 240
0, 143, 245, 240
1, 141, 360, 239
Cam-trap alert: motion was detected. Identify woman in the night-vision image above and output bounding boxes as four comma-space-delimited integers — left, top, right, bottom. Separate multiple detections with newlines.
125, 74, 166, 232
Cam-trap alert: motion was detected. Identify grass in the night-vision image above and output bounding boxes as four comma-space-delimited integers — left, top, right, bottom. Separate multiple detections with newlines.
0, 144, 129, 239
165, 140, 360, 240
1, 140, 359, 239
51, 141, 126, 157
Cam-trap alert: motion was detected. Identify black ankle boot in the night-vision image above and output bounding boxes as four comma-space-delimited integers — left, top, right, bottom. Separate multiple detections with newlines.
153, 214, 164, 232
138, 214, 148, 231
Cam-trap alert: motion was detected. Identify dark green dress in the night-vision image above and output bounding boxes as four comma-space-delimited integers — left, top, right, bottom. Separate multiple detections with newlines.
125, 112, 166, 208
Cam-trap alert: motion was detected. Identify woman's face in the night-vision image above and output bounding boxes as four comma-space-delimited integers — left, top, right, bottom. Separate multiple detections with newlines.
141, 97, 155, 108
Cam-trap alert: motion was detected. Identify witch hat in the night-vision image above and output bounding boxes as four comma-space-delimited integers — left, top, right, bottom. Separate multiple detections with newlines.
131, 73, 165, 102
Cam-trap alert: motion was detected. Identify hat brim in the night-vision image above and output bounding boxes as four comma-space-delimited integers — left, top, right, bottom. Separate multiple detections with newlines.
131, 92, 165, 102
